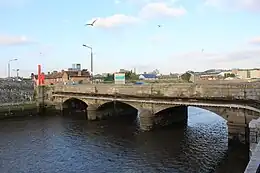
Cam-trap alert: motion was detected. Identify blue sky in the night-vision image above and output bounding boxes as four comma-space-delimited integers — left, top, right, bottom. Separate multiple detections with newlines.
0, 0, 260, 77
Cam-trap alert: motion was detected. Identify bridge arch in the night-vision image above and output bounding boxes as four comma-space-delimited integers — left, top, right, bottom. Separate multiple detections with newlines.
97, 101, 138, 110
62, 97, 88, 111
154, 104, 235, 121
96, 101, 139, 119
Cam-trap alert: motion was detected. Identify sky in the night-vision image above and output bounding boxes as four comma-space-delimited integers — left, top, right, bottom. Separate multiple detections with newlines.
0, 0, 260, 77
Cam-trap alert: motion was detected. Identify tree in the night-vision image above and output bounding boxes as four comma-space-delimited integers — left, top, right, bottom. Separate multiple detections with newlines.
104, 74, 114, 81
125, 71, 139, 80
224, 73, 235, 78
152, 69, 160, 74
125, 71, 131, 80
181, 72, 191, 82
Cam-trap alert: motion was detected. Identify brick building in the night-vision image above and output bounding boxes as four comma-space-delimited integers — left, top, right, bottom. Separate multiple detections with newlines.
31, 69, 91, 85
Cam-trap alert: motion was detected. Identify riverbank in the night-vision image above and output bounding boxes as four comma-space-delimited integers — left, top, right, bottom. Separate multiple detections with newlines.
0, 102, 37, 119
0, 102, 59, 119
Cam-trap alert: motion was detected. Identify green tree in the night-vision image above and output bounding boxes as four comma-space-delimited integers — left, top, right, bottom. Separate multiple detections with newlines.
181, 72, 191, 82
125, 71, 131, 80
104, 74, 114, 81
125, 71, 139, 80
224, 73, 235, 78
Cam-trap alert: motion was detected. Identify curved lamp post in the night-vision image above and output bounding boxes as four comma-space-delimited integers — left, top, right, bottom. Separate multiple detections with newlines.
8, 58, 18, 78
82, 44, 93, 82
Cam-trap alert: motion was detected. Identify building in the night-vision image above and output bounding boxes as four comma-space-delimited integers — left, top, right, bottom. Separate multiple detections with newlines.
68, 64, 81, 71
232, 69, 250, 79
249, 69, 260, 79
32, 69, 91, 85
231, 69, 260, 79
198, 70, 236, 80
139, 74, 158, 80
119, 69, 130, 73
199, 72, 224, 80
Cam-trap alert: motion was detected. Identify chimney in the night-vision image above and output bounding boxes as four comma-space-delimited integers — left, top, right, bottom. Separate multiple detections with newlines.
78, 70, 82, 76
31, 73, 34, 79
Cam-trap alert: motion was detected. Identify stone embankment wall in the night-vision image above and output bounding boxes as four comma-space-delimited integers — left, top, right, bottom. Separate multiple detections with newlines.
0, 79, 36, 118
0, 79, 34, 104
244, 118, 260, 172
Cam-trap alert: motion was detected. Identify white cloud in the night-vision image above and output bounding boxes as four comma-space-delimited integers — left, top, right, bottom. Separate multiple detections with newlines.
114, 0, 121, 4
139, 2, 186, 19
249, 37, 260, 45
88, 1, 186, 29
0, 0, 29, 7
87, 14, 140, 28
0, 35, 34, 46
162, 49, 260, 73
205, 0, 260, 11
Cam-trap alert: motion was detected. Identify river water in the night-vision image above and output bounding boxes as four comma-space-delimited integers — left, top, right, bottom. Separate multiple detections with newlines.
0, 107, 248, 173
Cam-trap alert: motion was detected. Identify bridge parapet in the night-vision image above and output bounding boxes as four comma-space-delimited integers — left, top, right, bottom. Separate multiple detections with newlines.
52, 83, 260, 100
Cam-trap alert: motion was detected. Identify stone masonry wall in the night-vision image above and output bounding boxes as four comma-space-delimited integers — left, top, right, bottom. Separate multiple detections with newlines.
0, 79, 34, 105
52, 83, 260, 101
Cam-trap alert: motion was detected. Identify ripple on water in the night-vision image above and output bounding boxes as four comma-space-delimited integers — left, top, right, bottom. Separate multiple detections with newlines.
0, 107, 246, 173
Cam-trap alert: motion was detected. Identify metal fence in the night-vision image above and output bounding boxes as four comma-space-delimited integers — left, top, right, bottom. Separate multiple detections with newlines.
0, 78, 34, 105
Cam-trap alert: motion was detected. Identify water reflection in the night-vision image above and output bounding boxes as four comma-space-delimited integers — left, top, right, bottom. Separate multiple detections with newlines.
0, 107, 248, 173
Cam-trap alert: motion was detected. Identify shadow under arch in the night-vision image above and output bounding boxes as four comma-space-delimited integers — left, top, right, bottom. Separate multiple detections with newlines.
97, 101, 138, 121
62, 98, 88, 118
153, 105, 189, 129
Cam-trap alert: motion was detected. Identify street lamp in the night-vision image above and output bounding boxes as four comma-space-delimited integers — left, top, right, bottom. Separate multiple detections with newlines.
13, 69, 19, 78
82, 44, 93, 81
8, 58, 18, 78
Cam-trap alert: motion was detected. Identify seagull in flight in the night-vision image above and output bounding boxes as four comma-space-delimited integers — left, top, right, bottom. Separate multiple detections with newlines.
158, 24, 162, 27
85, 19, 97, 26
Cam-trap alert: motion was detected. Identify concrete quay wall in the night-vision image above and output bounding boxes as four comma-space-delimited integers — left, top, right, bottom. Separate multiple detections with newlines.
244, 118, 260, 172
0, 102, 37, 119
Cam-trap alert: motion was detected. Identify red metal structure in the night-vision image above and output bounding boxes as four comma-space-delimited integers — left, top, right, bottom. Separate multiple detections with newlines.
37, 65, 45, 85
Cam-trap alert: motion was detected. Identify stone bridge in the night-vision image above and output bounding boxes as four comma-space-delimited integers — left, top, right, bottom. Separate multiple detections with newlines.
38, 83, 260, 144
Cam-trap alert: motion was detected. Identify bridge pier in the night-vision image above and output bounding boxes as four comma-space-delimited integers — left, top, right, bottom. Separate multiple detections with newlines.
138, 109, 154, 131
87, 104, 100, 120
228, 122, 249, 145
138, 106, 188, 131
36, 85, 45, 115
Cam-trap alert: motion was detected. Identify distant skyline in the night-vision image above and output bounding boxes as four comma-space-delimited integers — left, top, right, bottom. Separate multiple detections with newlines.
0, 0, 260, 77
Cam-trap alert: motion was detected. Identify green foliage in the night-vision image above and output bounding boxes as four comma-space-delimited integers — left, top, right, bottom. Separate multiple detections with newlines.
104, 74, 114, 81
224, 73, 235, 78
125, 71, 139, 80
181, 72, 191, 82
104, 71, 139, 82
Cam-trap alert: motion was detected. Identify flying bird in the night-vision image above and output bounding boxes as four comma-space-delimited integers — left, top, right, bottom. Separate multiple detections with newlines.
85, 19, 97, 26
158, 25, 162, 27
201, 49, 204, 52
